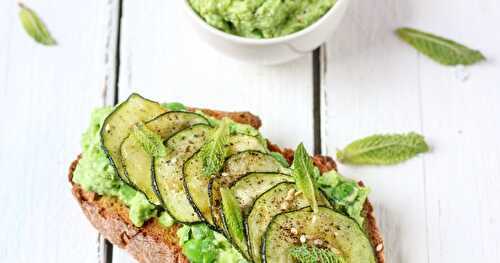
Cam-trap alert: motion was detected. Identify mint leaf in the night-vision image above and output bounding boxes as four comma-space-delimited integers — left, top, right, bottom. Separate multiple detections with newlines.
220, 187, 248, 257
337, 132, 429, 165
292, 143, 318, 213
220, 188, 245, 239
289, 245, 346, 263
396, 27, 485, 66
162, 102, 187, 111
130, 122, 167, 158
270, 151, 290, 167
18, 3, 57, 46
199, 118, 230, 176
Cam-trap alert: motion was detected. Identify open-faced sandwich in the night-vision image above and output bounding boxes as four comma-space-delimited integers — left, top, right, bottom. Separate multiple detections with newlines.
69, 94, 384, 263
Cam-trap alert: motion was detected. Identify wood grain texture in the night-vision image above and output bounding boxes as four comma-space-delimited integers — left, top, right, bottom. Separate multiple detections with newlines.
0, 0, 119, 262
114, 1, 314, 262
324, 0, 500, 262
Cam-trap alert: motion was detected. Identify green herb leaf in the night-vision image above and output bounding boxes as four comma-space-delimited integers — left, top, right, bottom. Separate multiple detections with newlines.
130, 122, 167, 158
18, 3, 57, 46
337, 132, 429, 165
290, 245, 346, 263
220, 188, 245, 237
292, 143, 318, 213
161, 102, 187, 111
220, 187, 248, 256
199, 118, 230, 176
396, 27, 485, 66
270, 151, 290, 167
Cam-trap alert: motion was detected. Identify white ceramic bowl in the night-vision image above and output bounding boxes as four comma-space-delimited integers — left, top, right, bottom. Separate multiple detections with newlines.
182, 0, 351, 65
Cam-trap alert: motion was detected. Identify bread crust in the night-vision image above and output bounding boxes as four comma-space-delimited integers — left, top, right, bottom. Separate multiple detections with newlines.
70, 110, 384, 263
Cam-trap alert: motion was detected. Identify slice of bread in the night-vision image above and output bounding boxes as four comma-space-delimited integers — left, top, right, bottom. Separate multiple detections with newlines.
69, 109, 384, 263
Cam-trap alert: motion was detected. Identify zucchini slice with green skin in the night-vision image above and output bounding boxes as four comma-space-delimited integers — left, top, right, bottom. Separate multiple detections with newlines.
101, 93, 166, 183
121, 111, 209, 205
262, 207, 376, 263
230, 172, 294, 215
183, 136, 266, 227
120, 137, 161, 204
209, 152, 291, 229
208, 178, 224, 230
221, 151, 291, 187
246, 182, 330, 263
145, 111, 209, 138
153, 124, 212, 223
220, 188, 250, 259
208, 151, 289, 229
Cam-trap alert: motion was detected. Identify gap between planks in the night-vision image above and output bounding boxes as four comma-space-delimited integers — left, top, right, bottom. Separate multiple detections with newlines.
313, 45, 327, 156
100, 0, 123, 262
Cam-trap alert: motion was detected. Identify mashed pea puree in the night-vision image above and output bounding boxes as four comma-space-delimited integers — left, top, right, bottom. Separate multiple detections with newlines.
188, 0, 337, 38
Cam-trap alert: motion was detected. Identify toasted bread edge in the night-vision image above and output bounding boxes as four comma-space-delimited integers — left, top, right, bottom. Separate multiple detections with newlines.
69, 109, 384, 263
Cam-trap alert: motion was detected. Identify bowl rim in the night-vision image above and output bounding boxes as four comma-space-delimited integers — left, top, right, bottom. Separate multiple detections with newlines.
182, 0, 346, 46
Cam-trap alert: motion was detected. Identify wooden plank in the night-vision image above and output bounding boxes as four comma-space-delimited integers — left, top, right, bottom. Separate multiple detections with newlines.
324, 0, 500, 262
114, 1, 314, 262
413, 1, 500, 262
0, 0, 119, 262
323, 1, 429, 262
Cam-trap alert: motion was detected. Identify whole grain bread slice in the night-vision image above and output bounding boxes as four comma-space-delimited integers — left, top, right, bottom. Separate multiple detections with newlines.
69, 109, 384, 263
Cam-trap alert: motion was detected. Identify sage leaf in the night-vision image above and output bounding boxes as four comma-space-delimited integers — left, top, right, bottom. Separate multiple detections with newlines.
18, 3, 57, 46
199, 118, 230, 176
292, 143, 318, 213
337, 132, 429, 165
396, 27, 485, 66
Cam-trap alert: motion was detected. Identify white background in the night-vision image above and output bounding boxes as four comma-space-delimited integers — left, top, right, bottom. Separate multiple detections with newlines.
1, 0, 499, 262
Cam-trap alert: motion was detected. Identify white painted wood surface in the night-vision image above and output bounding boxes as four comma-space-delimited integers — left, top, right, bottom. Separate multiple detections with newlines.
1, 0, 500, 262
0, 0, 119, 262
324, 0, 500, 262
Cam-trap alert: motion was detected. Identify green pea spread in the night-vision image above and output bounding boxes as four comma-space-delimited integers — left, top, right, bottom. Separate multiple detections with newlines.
72, 105, 257, 262
72, 102, 369, 263
188, 0, 337, 38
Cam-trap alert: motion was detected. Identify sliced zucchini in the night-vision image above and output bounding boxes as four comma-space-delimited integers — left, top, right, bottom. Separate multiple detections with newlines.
120, 137, 161, 204
220, 188, 250, 259
226, 135, 267, 156
101, 94, 166, 183
230, 172, 294, 214
210, 152, 291, 230
146, 111, 209, 138
220, 151, 291, 186
121, 111, 209, 204
208, 177, 224, 230
246, 182, 330, 263
262, 207, 376, 263
183, 136, 266, 226
153, 124, 212, 223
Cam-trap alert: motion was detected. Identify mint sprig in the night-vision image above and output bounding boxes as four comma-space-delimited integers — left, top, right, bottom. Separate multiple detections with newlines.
337, 132, 429, 165
199, 118, 230, 176
292, 143, 318, 214
130, 122, 167, 158
396, 27, 485, 66
18, 3, 57, 46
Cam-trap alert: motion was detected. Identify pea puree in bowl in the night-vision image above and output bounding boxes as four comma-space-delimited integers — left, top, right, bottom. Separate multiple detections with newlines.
188, 0, 337, 39
182, 0, 350, 64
